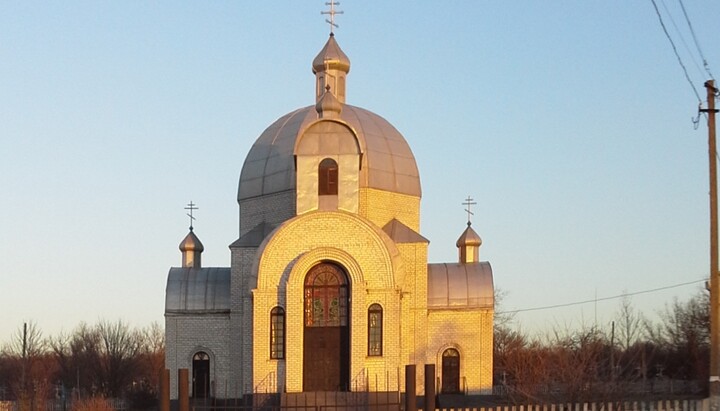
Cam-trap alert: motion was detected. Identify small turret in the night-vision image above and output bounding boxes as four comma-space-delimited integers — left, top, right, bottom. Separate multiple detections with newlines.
313, 33, 350, 104
180, 229, 204, 269
456, 223, 482, 264
457, 196, 482, 263
179, 201, 203, 268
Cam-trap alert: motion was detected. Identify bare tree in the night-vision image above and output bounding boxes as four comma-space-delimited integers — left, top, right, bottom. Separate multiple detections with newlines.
646, 290, 709, 383
615, 293, 644, 351
96, 319, 142, 397
2, 321, 49, 407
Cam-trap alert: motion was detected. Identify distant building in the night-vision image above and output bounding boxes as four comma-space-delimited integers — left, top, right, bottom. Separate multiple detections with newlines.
164, 32, 494, 399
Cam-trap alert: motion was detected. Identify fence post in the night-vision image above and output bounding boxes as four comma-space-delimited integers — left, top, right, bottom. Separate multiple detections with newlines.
425, 364, 436, 411
178, 368, 189, 411
406, 365, 417, 411
159, 369, 170, 411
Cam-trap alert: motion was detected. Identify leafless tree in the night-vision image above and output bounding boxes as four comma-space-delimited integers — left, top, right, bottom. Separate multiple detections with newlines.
615, 293, 644, 351
96, 319, 142, 397
646, 290, 709, 384
1, 321, 51, 408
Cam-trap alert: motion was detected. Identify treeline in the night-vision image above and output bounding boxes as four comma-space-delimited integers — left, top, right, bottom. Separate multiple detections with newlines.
0, 291, 710, 406
494, 290, 710, 403
0, 320, 164, 409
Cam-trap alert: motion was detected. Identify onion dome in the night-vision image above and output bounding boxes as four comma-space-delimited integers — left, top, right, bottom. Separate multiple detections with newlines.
315, 85, 342, 118
179, 229, 204, 268
456, 223, 482, 264
313, 34, 350, 104
312, 33, 351, 74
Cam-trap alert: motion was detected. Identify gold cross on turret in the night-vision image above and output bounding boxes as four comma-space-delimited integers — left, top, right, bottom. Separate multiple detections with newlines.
462, 196, 477, 226
322, 1, 343, 34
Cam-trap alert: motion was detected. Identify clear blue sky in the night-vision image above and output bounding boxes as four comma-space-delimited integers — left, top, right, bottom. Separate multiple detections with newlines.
1, 2, 718, 340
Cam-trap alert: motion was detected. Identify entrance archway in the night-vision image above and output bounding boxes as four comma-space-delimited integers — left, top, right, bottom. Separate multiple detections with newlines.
192, 352, 210, 398
303, 262, 350, 391
441, 348, 460, 394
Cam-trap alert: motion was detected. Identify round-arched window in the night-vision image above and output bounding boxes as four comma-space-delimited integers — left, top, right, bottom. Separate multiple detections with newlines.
304, 262, 348, 327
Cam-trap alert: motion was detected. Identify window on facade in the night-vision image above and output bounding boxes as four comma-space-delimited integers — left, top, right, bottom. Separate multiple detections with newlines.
318, 158, 338, 195
304, 263, 348, 327
270, 307, 285, 359
368, 303, 383, 356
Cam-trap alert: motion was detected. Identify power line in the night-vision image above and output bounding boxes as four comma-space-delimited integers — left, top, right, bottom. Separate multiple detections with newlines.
677, 0, 714, 80
497, 278, 706, 315
649, 0, 702, 103
659, 0, 705, 80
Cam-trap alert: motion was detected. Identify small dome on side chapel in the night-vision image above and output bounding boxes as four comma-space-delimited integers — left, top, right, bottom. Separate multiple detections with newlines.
179, 230, 204, 253
179, 229, 204, 269
456, 223, 482, 248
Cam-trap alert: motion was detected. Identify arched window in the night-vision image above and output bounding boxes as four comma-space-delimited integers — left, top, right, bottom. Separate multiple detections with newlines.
304, 262, 348, 327
441, 348, 461, 393
368, 304, 383, 356
270, 307, 285, 359
192, 352, 210, 398
318, 158, 338, 195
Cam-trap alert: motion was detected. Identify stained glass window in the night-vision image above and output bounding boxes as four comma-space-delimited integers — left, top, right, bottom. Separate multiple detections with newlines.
270, 307, 285, 359
304, 263, 348, 327
368, 303, 383, 356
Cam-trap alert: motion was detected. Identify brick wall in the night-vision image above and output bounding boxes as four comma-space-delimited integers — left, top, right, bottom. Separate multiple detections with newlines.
164, 314, 232, 399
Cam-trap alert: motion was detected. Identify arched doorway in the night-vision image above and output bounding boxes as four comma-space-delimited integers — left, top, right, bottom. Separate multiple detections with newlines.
303, 262, 350, 391
192, 352, 210, 398
441, 348, 460, 394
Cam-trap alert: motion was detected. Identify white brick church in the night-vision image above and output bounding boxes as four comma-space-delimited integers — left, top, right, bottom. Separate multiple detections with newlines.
164, 29, 495, 400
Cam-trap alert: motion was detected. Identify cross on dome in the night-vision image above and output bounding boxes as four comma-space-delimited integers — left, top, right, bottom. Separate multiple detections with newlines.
462, 196, 477, 226
185, 201, 198, 231
321, 1, 343, 34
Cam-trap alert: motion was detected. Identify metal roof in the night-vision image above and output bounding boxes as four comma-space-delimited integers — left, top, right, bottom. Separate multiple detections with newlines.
312, 34, 350, 74
382, 218, 429, 244
238, 104, 421, 201
427, 262, 494, 309
165, 267, 230, 314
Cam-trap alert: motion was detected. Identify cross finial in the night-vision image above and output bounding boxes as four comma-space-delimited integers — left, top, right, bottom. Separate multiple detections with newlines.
462, 196, 477, 226
185, 201, 198, 231
321, 1, 343, 34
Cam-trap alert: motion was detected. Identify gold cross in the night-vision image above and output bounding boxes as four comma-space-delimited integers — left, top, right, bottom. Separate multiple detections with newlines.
185, 201, 198, 231
462, 196, 477, 226
321, 1, 343, 34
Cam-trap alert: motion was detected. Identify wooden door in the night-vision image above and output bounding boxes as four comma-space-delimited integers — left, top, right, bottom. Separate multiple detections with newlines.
192, 352, 210, 398
303, 263, 350, 391
442, 349, 460, 394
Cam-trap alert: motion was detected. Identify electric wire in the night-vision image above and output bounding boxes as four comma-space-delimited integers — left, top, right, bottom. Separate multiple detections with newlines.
497, 278, 706, 315
649, 0, 702, 103
677, 0, 714, 79
659, 0, 706, 80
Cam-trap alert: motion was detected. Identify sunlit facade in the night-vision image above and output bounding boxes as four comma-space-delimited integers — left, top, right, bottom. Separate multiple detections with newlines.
164, 33, 494, 399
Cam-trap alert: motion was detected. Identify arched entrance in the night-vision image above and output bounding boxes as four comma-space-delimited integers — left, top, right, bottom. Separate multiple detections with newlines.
303, 262, 350, 391
192, 352, 210, 398
441, 348, 460, 394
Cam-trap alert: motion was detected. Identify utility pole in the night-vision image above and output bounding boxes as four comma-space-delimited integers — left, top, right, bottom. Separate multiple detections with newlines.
704, 79, 719, 411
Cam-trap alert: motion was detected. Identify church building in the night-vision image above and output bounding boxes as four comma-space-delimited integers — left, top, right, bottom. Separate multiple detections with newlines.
164, 27, 495, 400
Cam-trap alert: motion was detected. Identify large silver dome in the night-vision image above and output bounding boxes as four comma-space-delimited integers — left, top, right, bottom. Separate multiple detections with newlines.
238, 104, 421, 201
